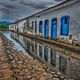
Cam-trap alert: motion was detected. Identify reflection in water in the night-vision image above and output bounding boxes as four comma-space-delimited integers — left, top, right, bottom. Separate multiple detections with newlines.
39, 45, 43, 58
50, 48, 56, 67
59, 56, 67, 74
3, 32, 26, 53
4, 32, 80, 79
35, 42, 37, 54
23, 36, 80, 79
44, 47, 48, 61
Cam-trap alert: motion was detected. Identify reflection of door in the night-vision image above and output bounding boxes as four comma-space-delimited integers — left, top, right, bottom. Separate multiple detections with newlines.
24, 38, 28, 50
27, 40, 30, 53
44, 20, 49, 38
35, 42, 37, 54
39, 45, 42, 58
51, 18, 57, 39
39, 21, 43, 33
59, 56, 67, 73
50, 48, 56, 66
31, 41, 34, 52
61, 16, 70, 36
44, 47, 48, 61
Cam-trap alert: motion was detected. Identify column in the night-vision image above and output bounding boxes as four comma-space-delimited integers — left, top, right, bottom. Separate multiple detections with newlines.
56, 51, 60, 71
42, 20, 44, 37
37, 21, 39, 35
37, 43, 39, 57
66, 58, 71, 77
57, 17, 60, 38
34, 21, 35, 35
49, 19, 51, 39
42, 45, 44, 60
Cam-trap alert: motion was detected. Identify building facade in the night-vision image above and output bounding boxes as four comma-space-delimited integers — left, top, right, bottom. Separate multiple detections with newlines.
9, 0, 80, 44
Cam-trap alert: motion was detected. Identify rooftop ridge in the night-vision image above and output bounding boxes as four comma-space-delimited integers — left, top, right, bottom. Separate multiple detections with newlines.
12, 0, 79, 24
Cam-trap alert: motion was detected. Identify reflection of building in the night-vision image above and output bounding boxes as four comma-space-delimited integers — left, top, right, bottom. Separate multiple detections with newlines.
11, 31, 80, 79
51, 48, 56, 67
23, 37, 67, 71
22, 37, 72, 78
9, 0, 80, 44
59, 56, 67, 74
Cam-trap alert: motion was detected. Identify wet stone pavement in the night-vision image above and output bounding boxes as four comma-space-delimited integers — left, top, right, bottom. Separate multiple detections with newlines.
0, 33, 74, 80
0, 33, 13, 80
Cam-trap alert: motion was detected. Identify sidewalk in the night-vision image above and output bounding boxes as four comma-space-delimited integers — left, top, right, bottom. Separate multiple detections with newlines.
0, 33, 13, 80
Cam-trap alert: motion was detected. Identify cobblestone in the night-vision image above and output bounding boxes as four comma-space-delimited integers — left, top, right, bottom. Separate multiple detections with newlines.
0, 32, 69, 80
0, 33, 13, 79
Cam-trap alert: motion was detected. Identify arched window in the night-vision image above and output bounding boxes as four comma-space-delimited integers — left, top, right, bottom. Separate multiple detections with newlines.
32, 21, 34, 32
51, 18, 57, 39
39, 21, 43, 33
44, 20, 49, 38
61, 16, 70, 36
35, 21, 37, 34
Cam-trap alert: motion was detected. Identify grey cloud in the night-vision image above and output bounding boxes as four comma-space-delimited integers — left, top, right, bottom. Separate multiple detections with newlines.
53, 0, 64, 1
19, 1, 48, 9
0, 0, 63, 21
33, 5, 48, 9
10, 0, 17, 1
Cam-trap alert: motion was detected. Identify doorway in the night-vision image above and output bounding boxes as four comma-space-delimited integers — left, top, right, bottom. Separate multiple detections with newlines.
51, 18, 57, 39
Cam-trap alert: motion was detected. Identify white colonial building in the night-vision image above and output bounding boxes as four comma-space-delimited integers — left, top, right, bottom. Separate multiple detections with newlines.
9, 0, 80, 44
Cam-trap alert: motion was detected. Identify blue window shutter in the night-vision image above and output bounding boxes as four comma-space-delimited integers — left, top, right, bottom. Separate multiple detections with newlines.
61, 16, 70, 36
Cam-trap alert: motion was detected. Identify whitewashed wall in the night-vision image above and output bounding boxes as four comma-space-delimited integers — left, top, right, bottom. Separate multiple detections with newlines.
18, 20, 26, 32
11, 0, 80, 43
25, 1, 80, 42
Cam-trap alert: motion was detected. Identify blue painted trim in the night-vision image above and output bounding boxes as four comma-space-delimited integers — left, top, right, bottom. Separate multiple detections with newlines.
39, 21, 43, 33
35, 21, 37, 33
60, 16, 70, 36
51, 18, 57, 39
44, 19, 49, 38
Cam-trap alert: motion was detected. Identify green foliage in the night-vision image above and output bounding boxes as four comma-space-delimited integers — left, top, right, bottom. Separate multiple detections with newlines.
0, 24, 9, 30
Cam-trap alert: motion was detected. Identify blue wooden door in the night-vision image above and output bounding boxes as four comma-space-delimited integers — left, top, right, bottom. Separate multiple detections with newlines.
51, 18, 57, 39
61, 16, 69, 36
44, 20, 49, 38
35, 21, 37, 34
39, 21, 42, 33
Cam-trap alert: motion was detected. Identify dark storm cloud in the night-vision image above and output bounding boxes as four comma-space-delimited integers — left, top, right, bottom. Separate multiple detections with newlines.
0, 0, 64, 21
53, 0, 62, 1
19, 1, 49, 9
10, 0, 17, 1
33, 5, 48, 9
19, 0, 55, 8
3, 5, 17, 9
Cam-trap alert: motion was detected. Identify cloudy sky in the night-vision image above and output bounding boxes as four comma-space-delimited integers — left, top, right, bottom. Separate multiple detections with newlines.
0, 0, 64, 22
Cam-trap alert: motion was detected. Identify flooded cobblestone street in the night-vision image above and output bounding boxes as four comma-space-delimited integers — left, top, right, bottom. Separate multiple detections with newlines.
0, 32, 79, 80
0, 32, 65, 80
0, 0, 80, 80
